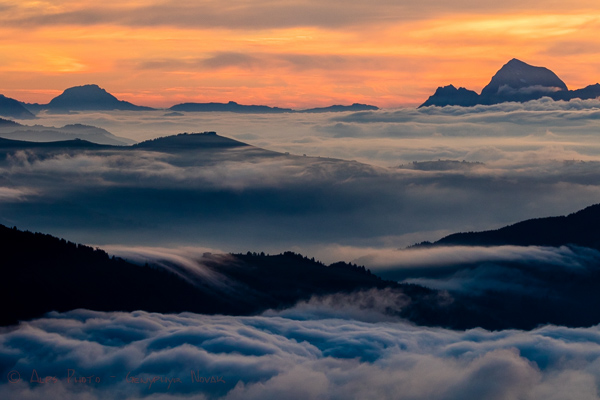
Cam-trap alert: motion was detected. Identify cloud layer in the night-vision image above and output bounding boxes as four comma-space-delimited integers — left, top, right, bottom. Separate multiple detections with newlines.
5, 104, 600, 253
4, 310, 600, 399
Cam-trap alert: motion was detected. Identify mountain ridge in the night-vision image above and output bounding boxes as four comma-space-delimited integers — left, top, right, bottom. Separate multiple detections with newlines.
0, 119, 135, 145
0, 224, 448, 328
8, 85, 378, 115
0, 94, 36, 119
420, 58, 600, 107
415, 203, 600, 249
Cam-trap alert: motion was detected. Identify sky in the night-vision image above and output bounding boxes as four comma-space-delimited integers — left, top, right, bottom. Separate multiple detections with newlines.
2, 0, 600, 108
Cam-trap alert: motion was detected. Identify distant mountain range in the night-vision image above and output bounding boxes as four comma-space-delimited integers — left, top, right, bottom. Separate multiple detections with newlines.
0, 117, 134, 145
170, 101, 293, 113
0, 84, 378, 116
420, 58, 600, 107
169, 101, 377, 114
21, 84, 154, 113
0, 130, 249, 152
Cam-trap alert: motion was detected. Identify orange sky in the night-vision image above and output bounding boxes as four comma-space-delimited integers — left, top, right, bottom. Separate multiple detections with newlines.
1, 0, 600, 108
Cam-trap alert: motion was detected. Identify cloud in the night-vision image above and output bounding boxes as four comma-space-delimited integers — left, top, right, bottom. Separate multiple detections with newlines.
202, 53, 261, 70
263, 287, 411, 323
302, 244, 598, 270
497, 85, 564, 96
1, 0, 588, 30
4, 310, 600, 399
4, 125, 600, 252
0, 186, 33, 202
103, 245, 235, 288
6, 106, 600, 254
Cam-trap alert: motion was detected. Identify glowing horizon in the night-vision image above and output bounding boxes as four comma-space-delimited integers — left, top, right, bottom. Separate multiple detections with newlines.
2, 1, 600, 108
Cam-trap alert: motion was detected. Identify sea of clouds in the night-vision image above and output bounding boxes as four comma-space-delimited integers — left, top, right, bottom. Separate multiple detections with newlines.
4, 99, 600, 252
3, 100, 600, 398
3, 309, 600, 399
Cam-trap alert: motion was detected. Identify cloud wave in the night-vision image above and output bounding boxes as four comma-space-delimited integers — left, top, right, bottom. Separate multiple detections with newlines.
3, 310, 600, 399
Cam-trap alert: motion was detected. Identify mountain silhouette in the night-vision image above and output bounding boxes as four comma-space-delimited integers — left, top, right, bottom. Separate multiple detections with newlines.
0, 131, 253, 153
0, 94, 36, 119
7, 85, 379, 114
298, 103, 379, 113
0, 137, 109, 150
420, 59, 600, 107
480, 58, 568, 103
0, 224, 453, 328
41, 84, 154, 112
418, 203, 600, 249
169, 101, 379, 113
8, 221, 600, 330
133, 131, 251, 151
0, 117, 21, 127
420, 85, 480, 108
170, 101, 293, 113
0, 121, 134, 145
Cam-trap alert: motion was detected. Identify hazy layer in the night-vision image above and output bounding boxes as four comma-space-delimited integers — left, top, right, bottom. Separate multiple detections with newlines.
27, 98, 600, 168
4, 99, 600, 258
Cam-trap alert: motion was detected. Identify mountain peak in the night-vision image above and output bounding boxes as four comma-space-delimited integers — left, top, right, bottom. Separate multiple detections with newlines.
133, 131, 249, 151
45, 84, 153, 112
51, 84, 116, 103
420, 58, 581, 107
480, 59, 568, 99
418, 84, 480, 108
506, 58, 527, 65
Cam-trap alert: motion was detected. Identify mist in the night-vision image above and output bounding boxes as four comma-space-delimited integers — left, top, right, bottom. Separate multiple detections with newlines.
4, 102, 600, 253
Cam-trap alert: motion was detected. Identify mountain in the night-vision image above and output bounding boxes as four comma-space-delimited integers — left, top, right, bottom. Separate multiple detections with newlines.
562, 83, 600, 101
0, 117, 21, 127
420, 58, 600, 107
10, 85, 379, 114
170, 101, 293, 113
8, 216, 600, 330
0, 122, 134, 145
420, 85, 481, 108
133, 131, 249, 151
299, 103, 379, 113
0, 224, 448, 327
0, 131, 252, 153
0, 131, 276, 155
0, 137, 111, 150
169, 101, 379, 113
41, 84, 154, 112
0, 94, 36, 119
418, 203, 600, 249
479, 58, 568, 103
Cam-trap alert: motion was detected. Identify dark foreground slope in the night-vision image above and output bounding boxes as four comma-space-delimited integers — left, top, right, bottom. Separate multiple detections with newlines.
7, 207, 600, 330
0, 225, 454, 328
375, 203, 600, 330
